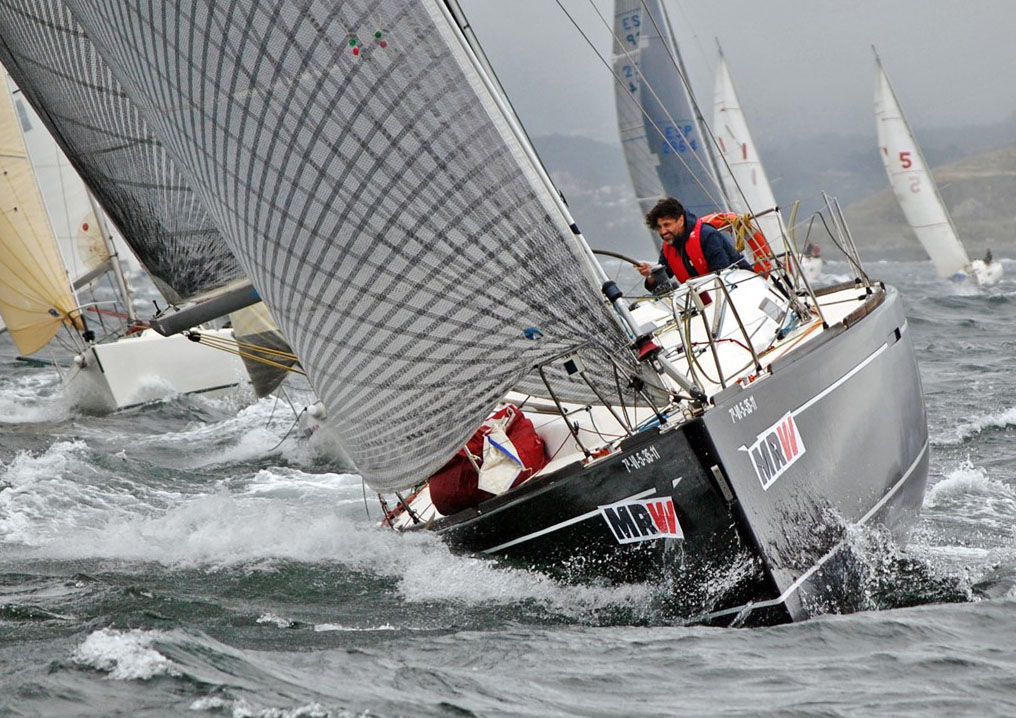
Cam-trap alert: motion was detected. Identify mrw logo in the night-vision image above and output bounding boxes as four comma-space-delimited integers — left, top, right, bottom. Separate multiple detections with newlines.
599, 497, 684, 544
743, 411, 805, 490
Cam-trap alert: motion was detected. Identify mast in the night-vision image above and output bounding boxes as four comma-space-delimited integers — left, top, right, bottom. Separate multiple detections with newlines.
85, 191, 136, 322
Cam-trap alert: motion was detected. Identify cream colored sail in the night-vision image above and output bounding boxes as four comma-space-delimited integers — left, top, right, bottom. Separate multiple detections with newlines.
0, 76, 78, 355
874, 57, 969, 278
11, 88, 110, 286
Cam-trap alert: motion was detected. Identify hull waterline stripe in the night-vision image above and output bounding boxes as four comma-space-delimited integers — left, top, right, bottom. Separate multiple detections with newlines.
481, 487, 658, 554
792, 341, 888, 418
698, 437, 929, 623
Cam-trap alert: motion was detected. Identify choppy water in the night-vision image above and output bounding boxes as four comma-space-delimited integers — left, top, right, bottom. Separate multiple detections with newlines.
2, 260, 1016, 717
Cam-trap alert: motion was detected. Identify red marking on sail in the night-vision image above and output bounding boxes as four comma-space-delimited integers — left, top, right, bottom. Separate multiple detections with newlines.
647, 500, 677, 533
741, 142, 748, 160
776, 417, 798, 460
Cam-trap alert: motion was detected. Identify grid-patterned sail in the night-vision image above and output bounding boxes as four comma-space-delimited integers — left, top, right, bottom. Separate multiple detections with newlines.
612, 0, 719, 226
67, 0, 633, 491
0, 1, 245, 304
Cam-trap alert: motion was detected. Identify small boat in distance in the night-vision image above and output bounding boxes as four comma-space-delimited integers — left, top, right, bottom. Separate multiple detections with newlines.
874, 50, 1002, 287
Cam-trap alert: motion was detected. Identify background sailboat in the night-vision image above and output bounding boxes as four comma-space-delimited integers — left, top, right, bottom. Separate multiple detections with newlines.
0, 67, 247, 411
874, 52, 1001, 286
0, 78, 82, 357
611, 0, 722, 247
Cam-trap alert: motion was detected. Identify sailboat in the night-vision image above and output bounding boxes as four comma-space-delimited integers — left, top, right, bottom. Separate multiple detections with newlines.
712, 48, 823, 283
56, 0, 930, 625
612, 0, 719, 245
874, 52, 1002, 287
0, 72, 248, 411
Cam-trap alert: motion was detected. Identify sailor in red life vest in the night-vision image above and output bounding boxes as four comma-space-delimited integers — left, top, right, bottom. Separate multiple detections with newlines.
637, 197, 752, 290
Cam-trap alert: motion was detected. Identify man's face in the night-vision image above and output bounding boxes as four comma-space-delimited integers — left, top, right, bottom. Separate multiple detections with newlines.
656, 215, 685, 244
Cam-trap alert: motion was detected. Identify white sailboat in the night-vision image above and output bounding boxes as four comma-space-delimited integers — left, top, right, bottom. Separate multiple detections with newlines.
874, 52, 1001, 286
0, 70, 246, 412
55, 0, 932, 625
712, 49, 822, 283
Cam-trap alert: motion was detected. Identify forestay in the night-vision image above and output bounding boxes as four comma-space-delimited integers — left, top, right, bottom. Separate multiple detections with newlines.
612, 0, 718, 226
67, 0, 634, 491
0, 0, 246, 304
874, 56, 969, 278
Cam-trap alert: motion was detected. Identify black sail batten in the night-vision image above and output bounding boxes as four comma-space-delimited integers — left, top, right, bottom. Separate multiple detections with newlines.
0, 0, 246, 304
65, 0, 637, 491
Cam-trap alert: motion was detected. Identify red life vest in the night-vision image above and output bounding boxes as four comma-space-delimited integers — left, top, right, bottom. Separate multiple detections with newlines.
661, 218, 709, 282
699, 212, 773, 277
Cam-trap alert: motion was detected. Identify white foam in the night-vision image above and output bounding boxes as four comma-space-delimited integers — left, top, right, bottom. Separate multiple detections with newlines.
256, 613, 294, 629
72, 628, 180, 681
938, 406, 1016, 446
313, 622, 397, 632
189, 697, 331, 717
0, 440, 153, 547
925, 461, 1016, 506
0, 370, 71, 424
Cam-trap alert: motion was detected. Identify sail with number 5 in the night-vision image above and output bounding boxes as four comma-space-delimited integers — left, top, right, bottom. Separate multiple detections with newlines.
874, 54, 969, 279
64, 0, 634, 491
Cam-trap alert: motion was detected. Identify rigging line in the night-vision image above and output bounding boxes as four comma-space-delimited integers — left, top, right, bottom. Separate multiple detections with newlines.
634, 3, 760, 224
591, 0, 721, 195
559, 0, 721, 209
186, 333, 307, 375
585, 0, 722, 205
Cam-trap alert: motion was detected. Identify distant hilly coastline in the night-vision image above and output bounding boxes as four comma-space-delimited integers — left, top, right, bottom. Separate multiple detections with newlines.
844, 144, 1016, 261
532, 126, 1016, 262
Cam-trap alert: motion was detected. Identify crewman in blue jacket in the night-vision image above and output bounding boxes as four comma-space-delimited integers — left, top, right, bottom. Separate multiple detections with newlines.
638, 197, 751, 290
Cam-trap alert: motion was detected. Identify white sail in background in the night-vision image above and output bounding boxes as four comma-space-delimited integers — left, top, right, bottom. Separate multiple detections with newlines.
65, 0, 633, 491
712, 51, 785, 249
874, 56, 970, 278
0, 78, 79, 355
612, 0, 720, 224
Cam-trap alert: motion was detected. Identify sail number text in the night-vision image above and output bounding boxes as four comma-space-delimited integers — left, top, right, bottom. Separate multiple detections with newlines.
621, 445, 661, 473
729, 395, 758, 423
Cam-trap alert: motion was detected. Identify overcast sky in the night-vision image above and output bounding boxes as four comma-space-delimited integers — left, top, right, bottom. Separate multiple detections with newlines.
458, 0, 1016, 145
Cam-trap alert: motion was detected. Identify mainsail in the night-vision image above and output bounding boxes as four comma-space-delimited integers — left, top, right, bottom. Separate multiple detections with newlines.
67, 0, 634, 491
0, 0, 247, 305
0, 77, 79, 355
874, 55, 969, 278
712, 51, 785, 247
612, 0, 720, 227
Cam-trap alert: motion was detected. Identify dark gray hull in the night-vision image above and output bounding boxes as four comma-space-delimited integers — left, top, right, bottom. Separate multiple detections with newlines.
427, 283, 928, 625
700, 283, 928, 623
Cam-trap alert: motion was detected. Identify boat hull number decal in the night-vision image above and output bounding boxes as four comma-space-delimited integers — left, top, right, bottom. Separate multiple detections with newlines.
620, 445, 661, 473
729, 395, 757, 423
599, 497, 683, 544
